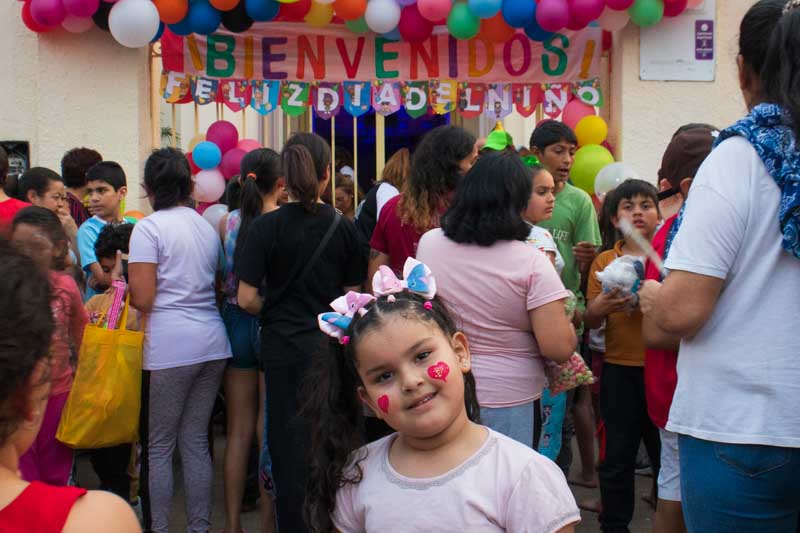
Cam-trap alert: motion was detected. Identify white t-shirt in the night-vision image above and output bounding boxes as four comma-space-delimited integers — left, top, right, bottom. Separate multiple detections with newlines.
527, 225, 565, 275
129, 206, 231, 370
664, 136, 800, 447
333, 428, 580, 533
375, 182, 400, 220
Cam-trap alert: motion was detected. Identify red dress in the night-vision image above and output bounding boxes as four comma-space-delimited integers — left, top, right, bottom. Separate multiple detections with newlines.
0, 481, 87, 532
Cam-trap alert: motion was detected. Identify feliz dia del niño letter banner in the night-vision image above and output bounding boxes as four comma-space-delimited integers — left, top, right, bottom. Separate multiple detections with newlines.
160, 23, 601, 84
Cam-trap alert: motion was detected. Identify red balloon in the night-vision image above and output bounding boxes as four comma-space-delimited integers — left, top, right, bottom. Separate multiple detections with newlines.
278, 0, 311, 21
605, 0, 634, 9
566, 16, 587, 30
568, 0, 604, 27
220, 148, 247, 180
398, 4, 433, 43
187, 152, 201, 175
480, 12, 514, 43
664, 0, 687, 17
21, 1, 54, 32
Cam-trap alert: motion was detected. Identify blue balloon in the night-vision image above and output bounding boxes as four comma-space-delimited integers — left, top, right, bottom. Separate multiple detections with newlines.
468, 0, 501, 19
169, 16, 194, 36
193, 142, 223, 170
380, 27, 401, 41
187, 0, 221, 35
151, 22, 165, 43
501, 0, 534, 28
524, 3, 552, 41
245, 0, 279, 22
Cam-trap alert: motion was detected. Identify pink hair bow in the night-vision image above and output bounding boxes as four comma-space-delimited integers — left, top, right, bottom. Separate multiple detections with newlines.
372, 258, 437, 300
318, 291, 375, 343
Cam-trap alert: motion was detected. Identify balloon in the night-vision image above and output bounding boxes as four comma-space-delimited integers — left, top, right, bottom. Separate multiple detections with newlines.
468, 0, 501, 19
237, 139, 262, 152
417, 0, 450, 22
399, 4, 433, 42
245, 0, 279, 19
663, 0, 686, 16
124, 210, 146, 220
92, 0, 113, 29
686, 0, 701, 7
606, 0, 634, 8
380, 27, 401, 40
397, 0, 415, 6
535, 0, 569, 32
22, 2, 55, 32
305, 0, 333, 26
153, 0, 188, 23
365, 0, 401, 34
345, 15, 369, 31
187, 152, 202, 175
193, 169, 226, 203
63, 0, 99, 17
500, 0, 533, 28
480, 12, 514, 42
210, 0, 238, 10
193, 142, 223, 170
571, 144, 615, 196
575, 115, 608, 146
597, 5, 628, 31
333, 0, 366, 20
221, 148, 247, 180
524, 4, 552, 41
278, 0, 311, 20
316, 0, 335, 4
561, 99, 595, 129
221, 1, 253, 31
594, 162, 640, 199
206, 120, 239, 154
447, 1, 479, 39
568, 0, 603, 27
62, 14, 95, 32
187, 0, 221, 34
201, 203, 229, 230
30, 0, 67, 27
628, 0, 662, 27
151, 20, 165, 40
109, 0, 161, 48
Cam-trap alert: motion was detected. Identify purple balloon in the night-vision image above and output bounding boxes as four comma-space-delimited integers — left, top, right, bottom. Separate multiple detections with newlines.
63, 0, 100, 18
206, 120, 239, 155
30, 0, 67, 27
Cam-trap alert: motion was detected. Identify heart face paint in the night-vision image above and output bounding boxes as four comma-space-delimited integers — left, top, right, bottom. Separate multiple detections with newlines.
427, 362, 450, 383
377, 395, 390, 414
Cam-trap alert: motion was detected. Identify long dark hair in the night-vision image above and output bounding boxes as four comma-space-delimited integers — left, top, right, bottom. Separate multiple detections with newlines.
302, 292, 480, 533
399, 126, 476, 233
756, 1, 800, 139
234, 148, 282, 267
441, 151, 532, 246
283, 133, 331, 212
143, 148, 193, 211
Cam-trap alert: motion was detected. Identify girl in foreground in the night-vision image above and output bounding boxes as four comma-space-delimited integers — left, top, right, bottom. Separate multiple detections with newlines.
305, 258, 580, 533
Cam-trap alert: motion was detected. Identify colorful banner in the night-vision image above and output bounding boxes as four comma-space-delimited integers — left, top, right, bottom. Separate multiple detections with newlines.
542, 82, 572, 119
250, 80, 280, 115
222, 79, 251, 112
403, 81, 429, 119
485, 83, 512, 120
429, 80, 457, 115
343, 81, 372, 117
573, 78, 603, 107
373, 81, 402, 116
281, 81, 309, 116
513, 83, 542, 117
314, 82, 342, 119
457, 82, 485, 119
160, 25, 602, 84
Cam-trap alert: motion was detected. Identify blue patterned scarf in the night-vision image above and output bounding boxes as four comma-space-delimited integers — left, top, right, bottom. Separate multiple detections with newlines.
714, 103, 800, 259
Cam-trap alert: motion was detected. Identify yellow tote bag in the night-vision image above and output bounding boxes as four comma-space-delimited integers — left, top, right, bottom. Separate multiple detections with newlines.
57, 297, 143, 448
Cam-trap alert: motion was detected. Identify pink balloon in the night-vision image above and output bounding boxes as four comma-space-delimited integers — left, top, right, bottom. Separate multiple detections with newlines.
30, 0, 67, 27
399, 4, 433, 42
62, 14, 94, 32
193, 169, 226, 203
237, 139, 262, 153
568, 0, 603, 27
605, 0, 634, 9
206, 120, 239, 155
417, 0, 451, 23
536, 0, 570, 32
686, 0, 702, 7
597, 5, 629, 30
561, 99, 596, 129
221, 148, 247, 180
63, 0, 99, 17
663, 0, 687, 16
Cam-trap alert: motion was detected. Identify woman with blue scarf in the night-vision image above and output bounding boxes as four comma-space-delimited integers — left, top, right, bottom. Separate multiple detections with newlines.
644, 1, 800, 531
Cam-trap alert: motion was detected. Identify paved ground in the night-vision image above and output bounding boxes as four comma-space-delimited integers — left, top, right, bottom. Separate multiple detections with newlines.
75, 435, 655, 532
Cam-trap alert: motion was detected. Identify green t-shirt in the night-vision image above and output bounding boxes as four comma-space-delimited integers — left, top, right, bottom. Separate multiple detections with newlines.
538, 183, 601, 294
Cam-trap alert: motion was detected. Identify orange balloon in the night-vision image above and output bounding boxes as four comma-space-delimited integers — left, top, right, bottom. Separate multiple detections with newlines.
210, 0, 239, 10
154, 0, 189, 24
124, 210, 146, 221
480, 12, 514, 43
333, 0, 366, 21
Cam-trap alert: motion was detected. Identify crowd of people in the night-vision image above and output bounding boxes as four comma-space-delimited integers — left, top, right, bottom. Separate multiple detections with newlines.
0, 1, 799, 532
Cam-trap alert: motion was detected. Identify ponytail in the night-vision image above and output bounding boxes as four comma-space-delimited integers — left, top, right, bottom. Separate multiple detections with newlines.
282, 133, 331, 213
761, 3, 800, 139
234, 148, 282, 268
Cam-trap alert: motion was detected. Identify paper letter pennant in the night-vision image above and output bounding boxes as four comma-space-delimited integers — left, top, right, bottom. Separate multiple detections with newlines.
402, 81, 429, 119
373, 81, 401, 116
543, 82, 572, 119
429, 79, 457, 115
191, 77, 220, 105
250, 80, 280, 115
315, 82, 343, 120
457, 82, 485, 119
161, 71, 191, 104
512, 83, 542, 118
343, 82, 372, 117
573, 78, 603, 107
281, 81, 310, 117
221, 79, 252, 112
485, 83, 512, 120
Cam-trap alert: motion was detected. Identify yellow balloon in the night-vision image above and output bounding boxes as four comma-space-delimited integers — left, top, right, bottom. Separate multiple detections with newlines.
575, 115, 609, 147
305, 0, 334, 26
188, 133, 206, 152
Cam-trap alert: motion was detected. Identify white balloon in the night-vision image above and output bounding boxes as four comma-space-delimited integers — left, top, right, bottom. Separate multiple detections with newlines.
596, 6, 629, 32
109, 0, 160, 48
365, 0, 400, 34
193, 169, 227, 203
201, 203, 229, 231
62, 14, 94, 32
594, 162, 641, 199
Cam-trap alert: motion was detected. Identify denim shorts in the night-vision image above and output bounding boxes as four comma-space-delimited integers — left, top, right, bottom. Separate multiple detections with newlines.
480, 401, 535, 448
222, 302, 261, 370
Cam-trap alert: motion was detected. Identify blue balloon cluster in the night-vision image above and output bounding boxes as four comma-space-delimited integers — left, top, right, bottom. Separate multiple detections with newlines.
193, 141, 223, 170
524, 1, 552, 41
501, 0, 534, 28
188, 0, 222, 35
246, 0, 280, 21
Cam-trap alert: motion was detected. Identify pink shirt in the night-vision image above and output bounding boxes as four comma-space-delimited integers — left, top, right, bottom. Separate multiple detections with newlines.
49, 271, 88, 396
417, 229, 571, 407
333, 428, 580, 533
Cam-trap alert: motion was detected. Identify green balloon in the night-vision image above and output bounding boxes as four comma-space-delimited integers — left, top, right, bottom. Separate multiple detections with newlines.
628, 0, 664, 27
571, 144, 615, 195
447, 3, 480, 40
346, 16, 369, 33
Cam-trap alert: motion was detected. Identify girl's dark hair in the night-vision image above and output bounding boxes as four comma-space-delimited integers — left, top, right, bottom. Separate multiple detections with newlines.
143, 148, 193, 211
756, 1, 800, 139
0, 241, 54, 447
94, 223, 134, 260
599, 188, 620, 252
303, 292, 480, 533
441, 151, 532, 246
398, 126, 476, 233
12, 206, 69, 270
283, 133, 331, 213
13, 167, 62, 202
61, 147, 102, 189
234, 148, 282, 267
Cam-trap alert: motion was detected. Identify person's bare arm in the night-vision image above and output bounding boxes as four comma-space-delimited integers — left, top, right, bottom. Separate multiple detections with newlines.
63, 490, 141, 533
87, 262, 112, 291
238, 280, 264, 315
554, 524, 577, 533
128, 263, 157, 313
583, 288, 632, 330
529, 300, 576, 363
642, 315, 681, 351
366, 248, 390, 294
651, 270, 724, 338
